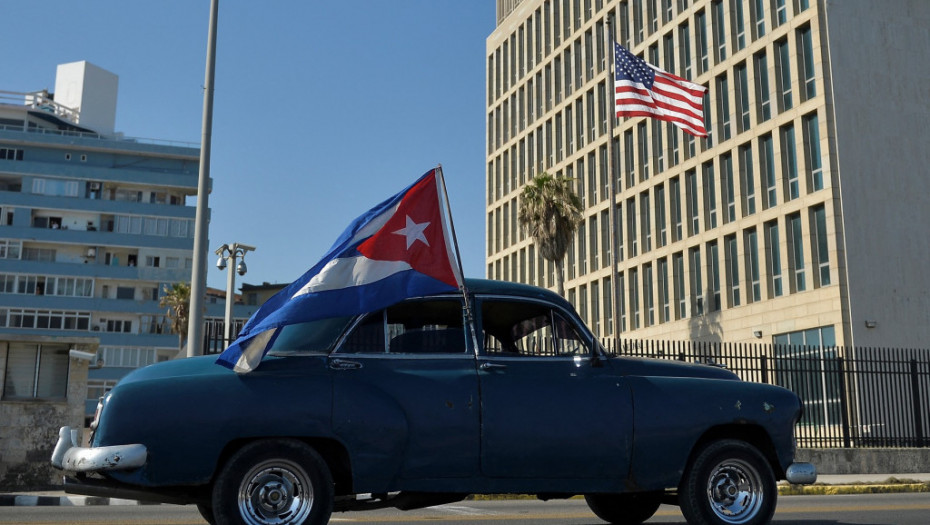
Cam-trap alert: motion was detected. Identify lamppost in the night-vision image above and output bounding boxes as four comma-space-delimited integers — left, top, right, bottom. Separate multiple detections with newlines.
215, 243, 255, 346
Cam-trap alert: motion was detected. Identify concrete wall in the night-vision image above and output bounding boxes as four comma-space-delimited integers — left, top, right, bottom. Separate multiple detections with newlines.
0, 341, 93, 491
824, 0, 930, 349
797, 448, 930, 475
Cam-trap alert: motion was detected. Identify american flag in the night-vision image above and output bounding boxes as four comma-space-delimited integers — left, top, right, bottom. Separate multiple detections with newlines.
614, 42, 707, 137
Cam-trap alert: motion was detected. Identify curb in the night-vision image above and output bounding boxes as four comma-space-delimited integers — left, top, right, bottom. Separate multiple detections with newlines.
0, 494, 160, 507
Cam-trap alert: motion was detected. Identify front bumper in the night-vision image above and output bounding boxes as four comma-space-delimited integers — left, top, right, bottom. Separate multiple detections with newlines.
785, 462, 818, 484
50, 426, 147, 472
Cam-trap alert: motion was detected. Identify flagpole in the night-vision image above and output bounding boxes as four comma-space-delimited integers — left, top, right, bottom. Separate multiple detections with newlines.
435, 165, 480, 353
605, 20, 622, 348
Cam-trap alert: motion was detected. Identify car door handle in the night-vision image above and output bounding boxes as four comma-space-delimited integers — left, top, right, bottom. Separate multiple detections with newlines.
479, 362, 508, 371
330, 359, 363, 370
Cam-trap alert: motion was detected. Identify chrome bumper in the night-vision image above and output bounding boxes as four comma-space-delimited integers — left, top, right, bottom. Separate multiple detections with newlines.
50, 426, 147, 472
785, 462, 817, 484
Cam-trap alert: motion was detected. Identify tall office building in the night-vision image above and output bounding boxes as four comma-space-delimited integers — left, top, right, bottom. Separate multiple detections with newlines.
486, 0, 930, 349
0, 62, 248, 416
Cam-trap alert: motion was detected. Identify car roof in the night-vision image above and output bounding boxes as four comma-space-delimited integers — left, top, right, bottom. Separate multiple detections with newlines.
458, 278, 574, 310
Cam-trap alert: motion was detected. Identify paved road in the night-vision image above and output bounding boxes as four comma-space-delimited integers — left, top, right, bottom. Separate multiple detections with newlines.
2, 493, 929, 524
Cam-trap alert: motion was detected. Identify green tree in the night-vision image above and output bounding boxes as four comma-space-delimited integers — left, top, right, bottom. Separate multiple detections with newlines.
518, 172, 583, 297
159, 282, 191, 356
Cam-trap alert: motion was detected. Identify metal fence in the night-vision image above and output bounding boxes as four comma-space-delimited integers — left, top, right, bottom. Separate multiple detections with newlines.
603, 339, 930, 449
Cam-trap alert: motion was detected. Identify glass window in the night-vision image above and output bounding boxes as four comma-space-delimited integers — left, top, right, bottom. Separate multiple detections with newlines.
708, 241, 721, 311
799, 25, 816, 99
782, 124, 799, 200
760, 133, 777, 208
725, 235, 740, 307
736, 63, 751, 132
776, 39, 793, 111
339, 299, 465, 355
804, 113, 823, 191
739, 144, 756, 215
690, 247, 704, 315
788, 213, 806, 292
755, 52, 771, 122
746, 228, 761, 302
2, 343, 69, 400
812, 205, 831, 287
765, 220, 783, 298
712, 0, 727, 62
481, 299, 587, 357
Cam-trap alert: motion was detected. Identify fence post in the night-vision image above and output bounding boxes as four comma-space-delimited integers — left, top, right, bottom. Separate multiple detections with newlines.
760, 355, 768, 384
837, 356, 851, 448
911, 359, 925, 447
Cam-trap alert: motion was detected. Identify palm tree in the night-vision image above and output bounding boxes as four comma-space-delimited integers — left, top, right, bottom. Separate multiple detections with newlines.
518, 172, 583, 297
159, 282, 191, 357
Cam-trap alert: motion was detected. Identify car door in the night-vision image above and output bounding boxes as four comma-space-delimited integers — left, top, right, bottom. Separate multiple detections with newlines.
331, 297, 480, 489
476, 296, 633, 480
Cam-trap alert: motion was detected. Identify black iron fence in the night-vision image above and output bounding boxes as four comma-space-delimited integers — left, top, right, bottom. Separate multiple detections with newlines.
603, 339, 930, 449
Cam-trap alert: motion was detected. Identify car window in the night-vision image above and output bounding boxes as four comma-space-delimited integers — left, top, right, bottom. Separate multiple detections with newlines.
337, 299, 467, 355
480, 299, 588, 357
267, 316, 354, 355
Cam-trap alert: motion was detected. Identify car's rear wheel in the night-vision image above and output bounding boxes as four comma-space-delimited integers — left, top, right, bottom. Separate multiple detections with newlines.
212, 439, 333, 525
678, 439, 776, 525
584, 492, 662, 524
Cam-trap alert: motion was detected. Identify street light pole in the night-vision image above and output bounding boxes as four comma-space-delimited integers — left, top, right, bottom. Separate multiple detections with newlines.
215, 243, 255, 345
187, 0, 219, 357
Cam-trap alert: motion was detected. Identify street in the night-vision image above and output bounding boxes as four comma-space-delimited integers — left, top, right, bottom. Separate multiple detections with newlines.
2, 493, 929, 524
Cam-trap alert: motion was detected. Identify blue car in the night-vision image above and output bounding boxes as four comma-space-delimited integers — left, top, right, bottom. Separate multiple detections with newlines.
52, 279, 815, 525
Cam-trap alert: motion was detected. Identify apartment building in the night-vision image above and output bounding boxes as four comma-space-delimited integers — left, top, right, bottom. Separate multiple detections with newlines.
0, 61, 253, 417
486, 0, 930, 349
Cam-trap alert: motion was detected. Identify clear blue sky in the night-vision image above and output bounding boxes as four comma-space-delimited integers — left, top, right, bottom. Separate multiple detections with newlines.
3, 1, 494, 290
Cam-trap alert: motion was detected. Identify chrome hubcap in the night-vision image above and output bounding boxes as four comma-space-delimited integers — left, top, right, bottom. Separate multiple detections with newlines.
239, 460, 313, 525
706, 458, 764, 524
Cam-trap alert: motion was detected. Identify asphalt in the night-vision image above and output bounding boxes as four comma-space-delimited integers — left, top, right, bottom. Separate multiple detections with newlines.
2, 474, 929, 506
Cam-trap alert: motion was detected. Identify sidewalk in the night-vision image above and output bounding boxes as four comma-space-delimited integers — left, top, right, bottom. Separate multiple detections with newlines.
3, 474, 929, 506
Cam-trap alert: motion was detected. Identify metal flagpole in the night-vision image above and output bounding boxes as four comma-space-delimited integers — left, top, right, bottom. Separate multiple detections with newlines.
435, 165, 480, 353
605, 19, 622, 348
187, 0, 219, 357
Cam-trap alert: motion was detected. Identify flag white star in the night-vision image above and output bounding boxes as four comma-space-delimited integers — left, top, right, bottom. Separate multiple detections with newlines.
393, 215, 430, 249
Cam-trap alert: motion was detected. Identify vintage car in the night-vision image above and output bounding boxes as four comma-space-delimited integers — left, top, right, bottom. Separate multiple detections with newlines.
52, 279, 815, 525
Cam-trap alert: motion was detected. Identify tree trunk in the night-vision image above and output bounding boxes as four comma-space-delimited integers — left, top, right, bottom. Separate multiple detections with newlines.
554, 260, 566, 297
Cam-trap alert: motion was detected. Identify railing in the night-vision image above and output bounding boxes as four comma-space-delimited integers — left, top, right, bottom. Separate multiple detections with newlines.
603, 338, 930, 449
0, 91, 198, 148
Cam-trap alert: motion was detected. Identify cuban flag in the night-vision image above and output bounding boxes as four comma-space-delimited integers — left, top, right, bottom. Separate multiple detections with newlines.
216, 168, 464, 373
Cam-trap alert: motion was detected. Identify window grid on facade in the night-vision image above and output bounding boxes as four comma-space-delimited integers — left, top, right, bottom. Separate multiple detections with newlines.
486, 0, 834, 335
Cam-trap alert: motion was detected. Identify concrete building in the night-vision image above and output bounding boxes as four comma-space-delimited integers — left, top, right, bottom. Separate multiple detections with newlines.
0, 61, 255, 418
486, 0, 930, 350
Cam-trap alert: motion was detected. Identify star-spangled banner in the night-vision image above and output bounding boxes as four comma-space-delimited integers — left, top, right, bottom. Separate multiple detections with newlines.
614, 42, 708, 137
216, 168, 463, 373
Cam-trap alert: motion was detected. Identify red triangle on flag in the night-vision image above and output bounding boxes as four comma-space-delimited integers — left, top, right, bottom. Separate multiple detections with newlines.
356, 171, 459, 288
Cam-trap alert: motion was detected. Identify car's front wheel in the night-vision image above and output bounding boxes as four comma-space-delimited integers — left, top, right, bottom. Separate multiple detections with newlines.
212, 439, 334, 525
678, 439, 776, 525
584, 491, 662, 524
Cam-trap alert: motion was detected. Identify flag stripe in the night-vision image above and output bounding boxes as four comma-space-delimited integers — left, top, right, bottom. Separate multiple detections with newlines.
614, 42, 708, 137
295, 257, 413, 296
215, 168, 463, 373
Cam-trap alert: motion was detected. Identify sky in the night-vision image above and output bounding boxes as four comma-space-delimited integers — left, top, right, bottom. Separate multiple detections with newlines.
2, 1, 495, 290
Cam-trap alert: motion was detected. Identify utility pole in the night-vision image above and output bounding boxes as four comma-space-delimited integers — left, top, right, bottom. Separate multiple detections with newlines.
187, 0, 219, 357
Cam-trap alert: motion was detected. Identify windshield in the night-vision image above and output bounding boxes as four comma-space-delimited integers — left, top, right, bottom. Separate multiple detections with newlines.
266, 316, 354, 355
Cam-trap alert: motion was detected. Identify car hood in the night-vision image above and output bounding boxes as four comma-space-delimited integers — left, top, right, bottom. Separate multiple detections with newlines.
117, 355, 229, 385
610, 355, 741, 380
